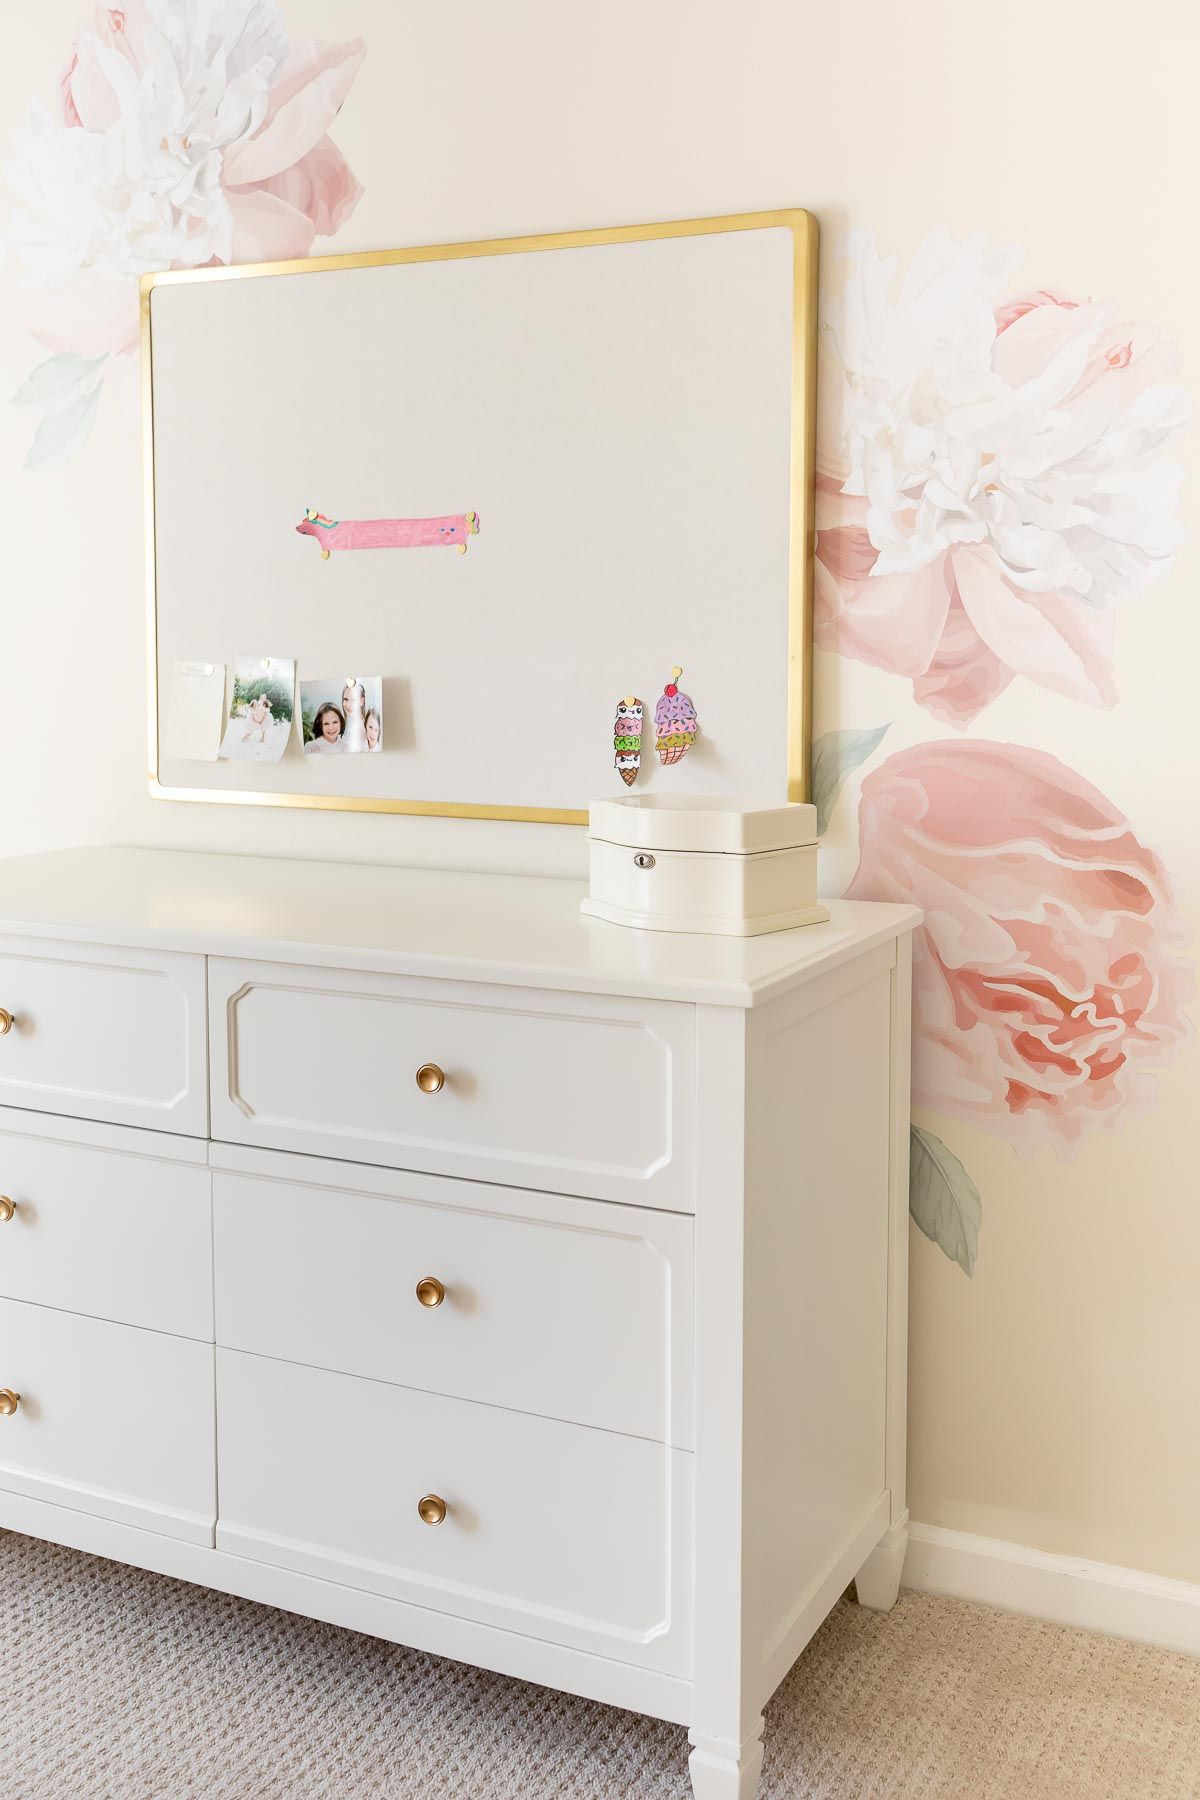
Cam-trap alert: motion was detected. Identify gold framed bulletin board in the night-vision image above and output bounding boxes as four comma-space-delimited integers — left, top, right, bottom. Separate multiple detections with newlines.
143, 208, 818, 825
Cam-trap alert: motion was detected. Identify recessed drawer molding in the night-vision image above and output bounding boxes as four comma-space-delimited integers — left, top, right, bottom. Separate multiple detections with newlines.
208, 959, 695, 1210
0, 937, 207, 1135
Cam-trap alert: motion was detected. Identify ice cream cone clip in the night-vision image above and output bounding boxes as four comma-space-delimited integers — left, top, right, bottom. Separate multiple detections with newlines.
655, 666, 699, 766
613, 695, 644, 787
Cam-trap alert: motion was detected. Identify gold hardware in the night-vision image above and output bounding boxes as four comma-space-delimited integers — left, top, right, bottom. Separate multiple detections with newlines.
415, 1063, 445, 1095
0, 1197, 14, 1223
415, 1277, 446, 1309
417, 1493, 447, 1526
0, 1010, 12, 1035
0, 1390, 20, 1417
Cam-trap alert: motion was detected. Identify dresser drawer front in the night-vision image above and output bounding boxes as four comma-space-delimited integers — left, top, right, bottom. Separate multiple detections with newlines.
208, 960, 694, 1210
215, 1349, 691, 1674
0, 937, 207, 1136
0, 1298, 215, 1543
212, 1152, 692, 1447
0, 1114, 212, 1340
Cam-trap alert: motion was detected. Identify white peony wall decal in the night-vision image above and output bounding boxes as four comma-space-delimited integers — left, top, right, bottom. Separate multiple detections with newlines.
815, 230, 1189, 725
4, 1, 366, 469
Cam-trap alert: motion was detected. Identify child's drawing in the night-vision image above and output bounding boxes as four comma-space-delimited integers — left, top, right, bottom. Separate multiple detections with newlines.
296, 510, 480, 558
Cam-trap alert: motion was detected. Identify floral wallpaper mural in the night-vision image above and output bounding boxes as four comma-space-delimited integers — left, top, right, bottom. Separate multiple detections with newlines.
4, 1, 366, 469
815, 229, 1192, 1275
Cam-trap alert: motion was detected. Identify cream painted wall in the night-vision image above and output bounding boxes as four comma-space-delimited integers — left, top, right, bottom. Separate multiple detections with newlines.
2, 1, 1198, 1582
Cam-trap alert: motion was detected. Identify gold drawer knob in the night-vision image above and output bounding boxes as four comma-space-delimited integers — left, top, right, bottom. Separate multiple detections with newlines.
415, 1277, 446, 1309
0, 1010, 12, 1036
0, 1197, 14, 1223
0, 1390, 20, 1416
417, 1493, 447, 1526
415, 1063, 445, 1095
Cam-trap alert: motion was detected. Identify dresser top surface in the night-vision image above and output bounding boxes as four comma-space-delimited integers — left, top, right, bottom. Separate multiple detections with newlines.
0, 848, 919, 1008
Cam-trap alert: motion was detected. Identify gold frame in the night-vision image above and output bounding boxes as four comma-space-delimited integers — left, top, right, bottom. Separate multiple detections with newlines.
142, 207, 818, 825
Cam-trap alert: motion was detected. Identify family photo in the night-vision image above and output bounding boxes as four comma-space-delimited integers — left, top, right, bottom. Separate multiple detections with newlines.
218, 656, 295, 763
301, 676, 383, 754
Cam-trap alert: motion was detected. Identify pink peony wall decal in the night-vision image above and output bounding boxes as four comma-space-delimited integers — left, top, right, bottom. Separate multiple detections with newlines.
815, 231, 1189, 726
847, 740, 1193, 1167
4, 1, 366, 469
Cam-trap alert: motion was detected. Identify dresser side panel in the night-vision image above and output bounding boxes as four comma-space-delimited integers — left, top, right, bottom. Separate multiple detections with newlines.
743, 946, 898, 1685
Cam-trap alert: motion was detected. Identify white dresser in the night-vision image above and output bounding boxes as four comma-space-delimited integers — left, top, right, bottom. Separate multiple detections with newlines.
0, 848, 918, 1798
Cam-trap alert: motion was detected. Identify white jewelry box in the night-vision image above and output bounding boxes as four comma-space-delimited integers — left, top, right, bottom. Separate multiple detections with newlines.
580, 795, 829, 936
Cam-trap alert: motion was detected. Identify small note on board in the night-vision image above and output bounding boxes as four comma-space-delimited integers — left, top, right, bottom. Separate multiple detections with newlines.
164, 661, 226, 762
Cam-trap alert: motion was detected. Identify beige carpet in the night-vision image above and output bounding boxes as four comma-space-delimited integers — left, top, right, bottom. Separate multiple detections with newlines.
2, 1532, 1198, 1798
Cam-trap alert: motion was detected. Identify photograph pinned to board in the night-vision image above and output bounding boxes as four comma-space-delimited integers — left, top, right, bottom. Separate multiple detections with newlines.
164, 660, 226, 762
301, 676, 383, 754
218, 656, 295, 763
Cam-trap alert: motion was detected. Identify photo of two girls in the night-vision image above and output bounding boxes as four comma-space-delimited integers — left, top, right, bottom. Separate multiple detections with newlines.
301, 677, 384, 755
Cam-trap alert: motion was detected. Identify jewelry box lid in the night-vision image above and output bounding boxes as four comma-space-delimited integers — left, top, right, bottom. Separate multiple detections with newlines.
587, 795, 819, 855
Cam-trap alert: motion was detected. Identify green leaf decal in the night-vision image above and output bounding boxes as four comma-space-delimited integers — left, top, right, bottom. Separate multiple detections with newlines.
14, 352, 107, 410
811, 724, 889, 835
25, 382, 104, 472
909, 1125, 982, 1276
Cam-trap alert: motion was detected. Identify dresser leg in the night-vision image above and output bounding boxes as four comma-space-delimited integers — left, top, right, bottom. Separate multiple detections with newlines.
854, 1518, 908, 1612
688, 1719, 765, 1798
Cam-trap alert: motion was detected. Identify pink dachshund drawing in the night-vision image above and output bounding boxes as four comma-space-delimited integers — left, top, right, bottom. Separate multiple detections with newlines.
296, 509, 480, 558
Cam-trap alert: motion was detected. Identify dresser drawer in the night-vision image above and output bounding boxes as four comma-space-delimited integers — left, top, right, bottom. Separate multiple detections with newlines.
208, 959, 694, 1210
0, 1298, 215, 1543
211, 1147, 692, 1447
215, 1348, 692, 1675
0, 1111, 212, 1340
0, 936, 207, 1136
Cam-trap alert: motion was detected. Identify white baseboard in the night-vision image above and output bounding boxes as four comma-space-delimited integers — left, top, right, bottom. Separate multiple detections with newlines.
904, 1523, 1200, 1659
